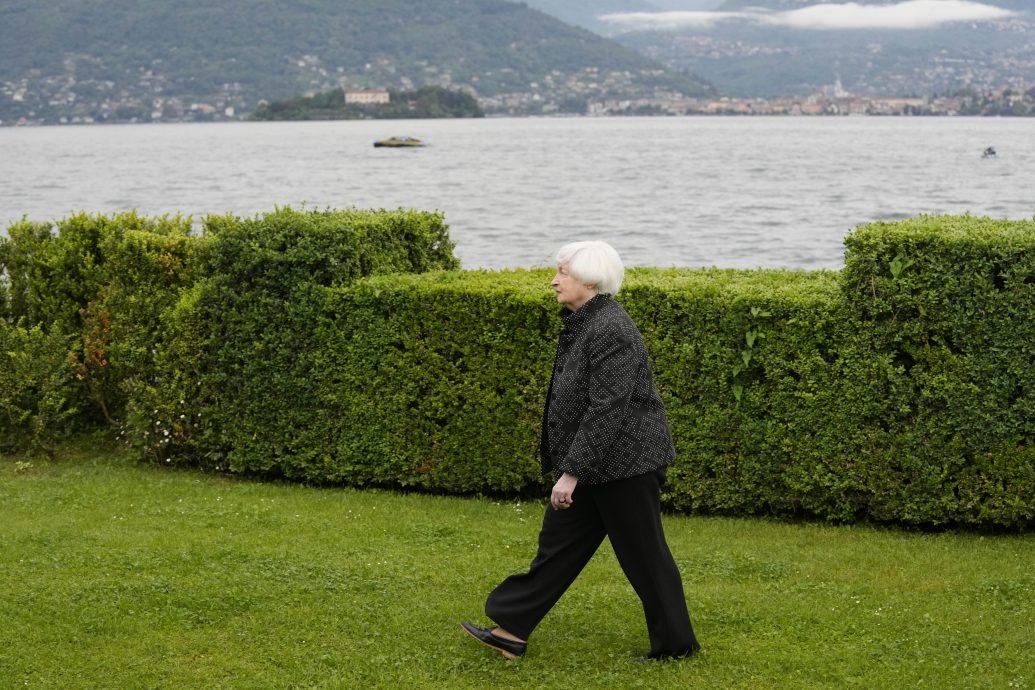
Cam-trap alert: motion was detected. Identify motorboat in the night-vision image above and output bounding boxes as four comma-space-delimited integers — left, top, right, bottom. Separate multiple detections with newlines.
982, 146, 997, 159
374, 136, 425, 148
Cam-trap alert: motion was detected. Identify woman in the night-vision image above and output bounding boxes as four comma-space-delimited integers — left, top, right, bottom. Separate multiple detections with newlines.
460, 240, 701, 661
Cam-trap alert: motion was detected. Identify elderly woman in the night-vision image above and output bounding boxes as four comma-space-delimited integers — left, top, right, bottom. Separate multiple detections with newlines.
461, 240, 701, 661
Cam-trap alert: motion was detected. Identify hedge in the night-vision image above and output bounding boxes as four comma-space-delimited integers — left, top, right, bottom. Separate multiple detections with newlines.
1, 212, 196, 449
4, 210, 1033, 528
304, 242, 1034, 528
0, 207, 457, 458
312, 268, 852, 509
314, 269, 565, 491
0, 321, 79, 454
123, 207, 460, 472
838, 216, 1035, 526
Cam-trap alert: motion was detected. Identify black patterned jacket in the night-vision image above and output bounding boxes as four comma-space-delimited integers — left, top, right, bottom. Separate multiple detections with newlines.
539, 293, 676, 484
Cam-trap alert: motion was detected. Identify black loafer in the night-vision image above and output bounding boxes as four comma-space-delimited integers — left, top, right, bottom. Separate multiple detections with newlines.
459, 621, 527, 659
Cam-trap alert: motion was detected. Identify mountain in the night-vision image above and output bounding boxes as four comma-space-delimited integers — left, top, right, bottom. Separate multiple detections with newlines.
0, 0, 714, 125
608, 0, 1035, 97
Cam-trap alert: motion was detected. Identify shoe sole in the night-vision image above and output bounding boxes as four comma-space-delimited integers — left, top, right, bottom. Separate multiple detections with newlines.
459, 623, 522, 660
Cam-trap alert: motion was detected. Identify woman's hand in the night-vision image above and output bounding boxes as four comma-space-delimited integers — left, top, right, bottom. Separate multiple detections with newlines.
551, 472, 578, 510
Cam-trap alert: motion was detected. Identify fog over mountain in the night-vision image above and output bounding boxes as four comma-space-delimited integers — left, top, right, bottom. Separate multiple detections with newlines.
513, 0, 723, 33
651, 0, 725, 8
596, 0, 1035, 97
602, 0, 1020, 31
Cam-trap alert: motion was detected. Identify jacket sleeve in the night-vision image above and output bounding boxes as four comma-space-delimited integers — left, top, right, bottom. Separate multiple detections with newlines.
553, 318, 638, 481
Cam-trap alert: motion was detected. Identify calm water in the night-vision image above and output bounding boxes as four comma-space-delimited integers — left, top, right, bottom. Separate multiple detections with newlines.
2, 117, 1032, 270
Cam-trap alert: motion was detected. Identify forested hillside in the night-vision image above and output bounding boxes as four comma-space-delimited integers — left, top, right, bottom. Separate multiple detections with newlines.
0, 0, 712, 124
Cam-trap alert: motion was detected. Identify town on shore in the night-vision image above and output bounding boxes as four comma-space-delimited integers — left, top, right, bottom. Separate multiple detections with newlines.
589, 86, 1035, 117
5, 79, 1033, 126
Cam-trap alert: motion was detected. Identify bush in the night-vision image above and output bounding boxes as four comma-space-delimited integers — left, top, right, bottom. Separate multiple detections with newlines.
835, 216, 1035, 526
97, 228, 200, 425
2, 212, 193, 332
6, 209, 1034, 528
296, 217, 1035, 528
315, 269, 561, 491
0, 320, 79, 455
314, 268, 845, 509
1, 220, 55, 326
1, 212, 196, 433
125, 207, 460, 472
619, 268, 845, 517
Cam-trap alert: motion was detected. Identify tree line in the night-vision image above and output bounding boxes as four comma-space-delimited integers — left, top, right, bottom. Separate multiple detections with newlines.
251, 85, 484, 120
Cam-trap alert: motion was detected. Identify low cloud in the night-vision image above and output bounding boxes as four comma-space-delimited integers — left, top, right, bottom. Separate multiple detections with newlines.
600, 11, 744, 31
601, 1, 1018, 32
774, 1, 1017, 29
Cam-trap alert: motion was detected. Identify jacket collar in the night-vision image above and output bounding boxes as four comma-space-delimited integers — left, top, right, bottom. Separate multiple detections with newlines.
559, 293, 610, 341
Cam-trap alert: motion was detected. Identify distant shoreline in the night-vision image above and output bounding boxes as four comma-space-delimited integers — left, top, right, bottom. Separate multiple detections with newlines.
4, 111, 1033, 127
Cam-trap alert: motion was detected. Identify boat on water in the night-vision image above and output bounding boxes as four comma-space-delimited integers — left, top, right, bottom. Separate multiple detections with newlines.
982, 146, 998, 159
374, 136, 425, 148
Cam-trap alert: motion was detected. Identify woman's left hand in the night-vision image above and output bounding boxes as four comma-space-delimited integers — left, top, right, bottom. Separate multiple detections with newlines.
551, 472, 578, 510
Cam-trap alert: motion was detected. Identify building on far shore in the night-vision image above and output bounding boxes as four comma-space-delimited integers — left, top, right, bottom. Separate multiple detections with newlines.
345, 88, 390, 105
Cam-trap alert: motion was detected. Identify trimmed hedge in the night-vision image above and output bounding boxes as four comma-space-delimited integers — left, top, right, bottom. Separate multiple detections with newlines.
308, 245, 1034, 527
125, 207, 460, 471
4, 210, 1033, 528
622, 269, 848, 518
318, 268, 850, 509
0, 320, 78, 454
1, 207, 456, 458
1, 212, 196, 449
837, 216, 1035, 526
315, 269, 564, 491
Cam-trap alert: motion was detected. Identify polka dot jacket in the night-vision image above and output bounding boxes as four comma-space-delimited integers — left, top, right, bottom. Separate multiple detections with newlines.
539, 293, 676, 485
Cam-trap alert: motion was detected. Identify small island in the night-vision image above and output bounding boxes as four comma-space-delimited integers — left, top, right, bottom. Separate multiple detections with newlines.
252, 85, 484, 120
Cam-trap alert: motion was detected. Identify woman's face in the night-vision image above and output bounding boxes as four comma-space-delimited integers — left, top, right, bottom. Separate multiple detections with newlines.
552, 263, 597, 311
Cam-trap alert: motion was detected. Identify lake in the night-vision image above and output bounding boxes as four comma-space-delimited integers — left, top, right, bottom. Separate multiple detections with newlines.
1, 117, 1032, 270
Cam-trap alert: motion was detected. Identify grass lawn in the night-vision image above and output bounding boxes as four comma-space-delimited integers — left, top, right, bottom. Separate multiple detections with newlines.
1, 448, 1032, 690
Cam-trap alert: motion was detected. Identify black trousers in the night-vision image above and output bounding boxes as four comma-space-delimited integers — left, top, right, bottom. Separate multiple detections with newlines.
485, 469, 700, 657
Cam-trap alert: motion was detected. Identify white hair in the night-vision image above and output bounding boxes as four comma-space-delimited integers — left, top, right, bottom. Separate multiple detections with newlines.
555, 241, 624, 295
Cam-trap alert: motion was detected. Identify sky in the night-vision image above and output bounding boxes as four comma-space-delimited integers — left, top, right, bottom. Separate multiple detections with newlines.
601, 0, 1019, 31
